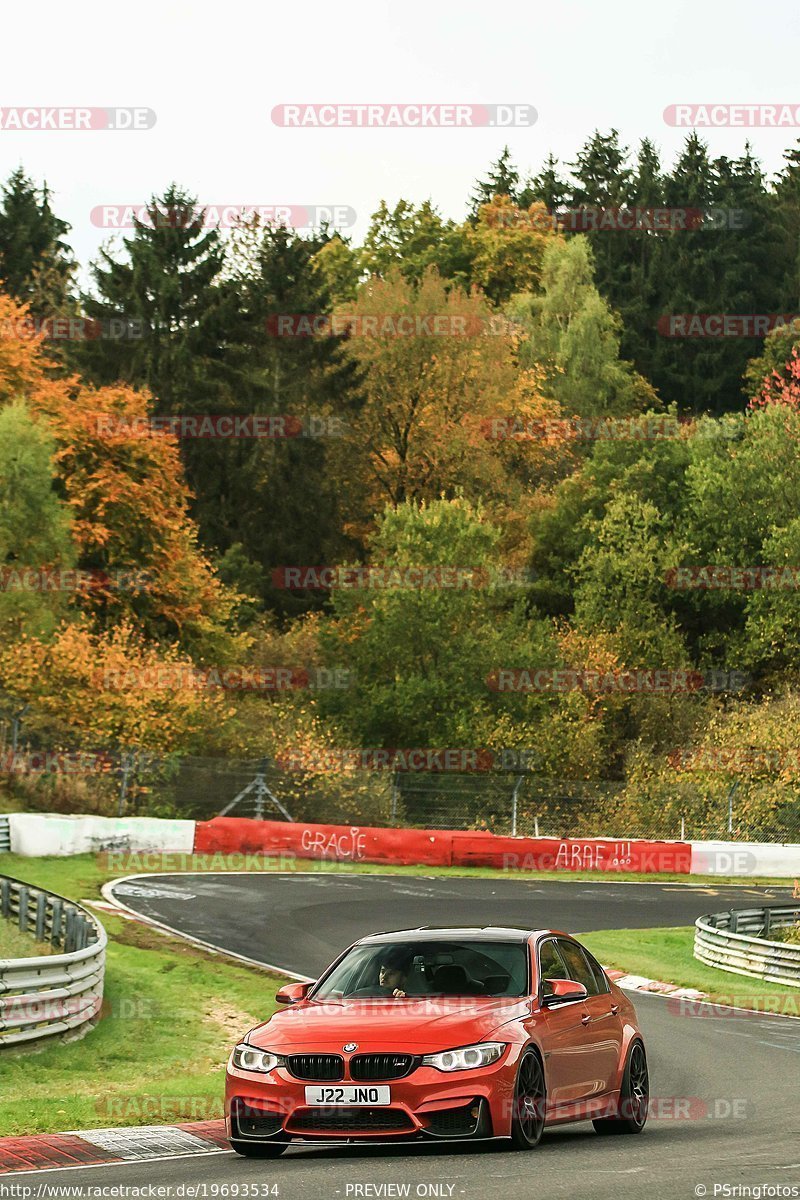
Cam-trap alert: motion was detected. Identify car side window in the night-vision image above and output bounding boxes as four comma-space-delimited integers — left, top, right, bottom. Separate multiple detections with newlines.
583, 948, 611, 994
556, 939, 599, 995
537, 938, 568, 997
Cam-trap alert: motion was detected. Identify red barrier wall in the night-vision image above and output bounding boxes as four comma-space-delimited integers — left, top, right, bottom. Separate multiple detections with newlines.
193, 816, 454, 866
450, 832, 691, 873
193, 817, 691, 874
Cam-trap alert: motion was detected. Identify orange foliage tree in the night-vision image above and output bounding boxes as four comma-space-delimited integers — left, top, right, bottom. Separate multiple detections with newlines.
468, 196, 562, 304
0, 293, 244, 661
0, 620, 230, 752
329, 268, 570, 550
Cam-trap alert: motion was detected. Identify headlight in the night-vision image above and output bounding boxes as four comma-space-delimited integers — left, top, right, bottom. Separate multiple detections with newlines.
421, 1041, 506, 1072
231, 1043, 284, 1073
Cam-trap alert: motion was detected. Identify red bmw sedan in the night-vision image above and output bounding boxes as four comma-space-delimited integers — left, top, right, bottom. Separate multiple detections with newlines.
224, 926, 649, 1155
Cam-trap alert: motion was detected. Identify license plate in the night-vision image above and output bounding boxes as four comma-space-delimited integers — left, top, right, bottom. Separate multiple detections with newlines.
304, 1085, 391, 1106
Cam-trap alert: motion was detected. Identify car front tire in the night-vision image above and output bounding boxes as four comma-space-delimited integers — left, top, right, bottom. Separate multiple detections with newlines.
509, 1048, 546, 1149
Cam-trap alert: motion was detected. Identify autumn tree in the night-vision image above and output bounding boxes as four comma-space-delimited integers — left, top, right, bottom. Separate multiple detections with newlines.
328, 267, 563, 545
0, 620, 229, 753
0, 402, 75, 639
468, 196, 561, 304
0, 293, 244, 660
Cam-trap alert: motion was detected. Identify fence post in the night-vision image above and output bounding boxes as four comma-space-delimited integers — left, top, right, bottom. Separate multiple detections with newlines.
10, 704, 28, 756
35, 892, 47, 941
51, 898, 63, 945
118, 748, 133, 816
511, 775, 523, 837
726, 781, 739, 835
390, 769, 399, 824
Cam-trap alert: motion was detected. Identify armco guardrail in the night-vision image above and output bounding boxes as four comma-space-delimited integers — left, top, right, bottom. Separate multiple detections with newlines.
694, 904, 800, 987
0, 816, 9, 853
0, 875, 107, 1047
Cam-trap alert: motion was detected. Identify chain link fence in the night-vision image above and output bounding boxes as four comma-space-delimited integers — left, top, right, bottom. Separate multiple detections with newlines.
1, 735, 799, 842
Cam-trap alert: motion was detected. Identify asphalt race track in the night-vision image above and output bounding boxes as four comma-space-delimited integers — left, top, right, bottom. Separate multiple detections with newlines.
22, 874, 800, 1199
106, 872, 796, 978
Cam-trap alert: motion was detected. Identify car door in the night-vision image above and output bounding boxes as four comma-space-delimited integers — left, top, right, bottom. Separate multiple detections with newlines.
535, 937, 595, 1107
556, 938, 622, 1098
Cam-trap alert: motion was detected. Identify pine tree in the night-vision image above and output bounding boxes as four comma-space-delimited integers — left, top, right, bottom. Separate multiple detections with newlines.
719, 147, 784, 404
648, 138, 783, 414
522, 153, 568, 211
569, 129, 633, 207
75, 183, 236, 413
207, 222, 360, 615
567, 130, 634, 340
468, 146, 521, 219
620, 139, 667, 382
774, 139, 800, 310
0, 168, 76, 317
651, 134, 720, 414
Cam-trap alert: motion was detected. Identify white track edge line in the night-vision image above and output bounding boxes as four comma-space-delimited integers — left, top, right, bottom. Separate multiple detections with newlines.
100, 875, 312, 981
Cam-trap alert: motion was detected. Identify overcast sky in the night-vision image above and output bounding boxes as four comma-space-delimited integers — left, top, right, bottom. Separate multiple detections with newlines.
3, 0, 799, 279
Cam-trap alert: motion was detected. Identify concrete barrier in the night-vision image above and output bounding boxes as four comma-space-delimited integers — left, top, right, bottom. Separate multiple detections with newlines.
8, 814, 196, 857
192, 816, 455, 866
690, 841, 800, 879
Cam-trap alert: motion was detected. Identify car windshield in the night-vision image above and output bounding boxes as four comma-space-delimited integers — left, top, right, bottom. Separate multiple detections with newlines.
311, 939, 528, 1000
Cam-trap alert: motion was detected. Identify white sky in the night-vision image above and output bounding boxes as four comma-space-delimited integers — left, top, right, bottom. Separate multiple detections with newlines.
2, 0, 799, 278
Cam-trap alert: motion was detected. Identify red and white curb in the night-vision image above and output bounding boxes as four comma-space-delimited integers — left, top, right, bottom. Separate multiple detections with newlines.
0, 1120, 230, 1174
605, 968, 709, 1001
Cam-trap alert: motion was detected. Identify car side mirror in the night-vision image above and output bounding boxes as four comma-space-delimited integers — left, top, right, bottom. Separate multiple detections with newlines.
541, 978, 588, 1006
276, 981, 314, 1004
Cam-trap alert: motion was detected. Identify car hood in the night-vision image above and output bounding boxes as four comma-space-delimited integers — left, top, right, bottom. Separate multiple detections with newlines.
247, 996, 530, 1051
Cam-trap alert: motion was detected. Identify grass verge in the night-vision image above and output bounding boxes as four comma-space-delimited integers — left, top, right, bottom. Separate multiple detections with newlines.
0, 855, 286, 1137
0, 919, 54, 958
581, 926, 799, 1008
0, 912, 284, 1136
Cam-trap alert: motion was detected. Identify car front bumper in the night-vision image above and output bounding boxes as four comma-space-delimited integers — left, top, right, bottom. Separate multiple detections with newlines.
225, 1051, 520, 1143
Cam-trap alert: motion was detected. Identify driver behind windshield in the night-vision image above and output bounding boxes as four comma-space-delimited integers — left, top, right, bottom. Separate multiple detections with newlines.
351, 947, 412, 997
379, 954, 410, 997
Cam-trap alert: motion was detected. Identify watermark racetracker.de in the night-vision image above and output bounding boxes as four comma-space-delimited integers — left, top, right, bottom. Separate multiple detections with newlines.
91, 204, 357, 230
0, 106, 155, 130
486, 668, 749, 695
93, 414, 346, 439
271, 103, 537, 128
664, 103, 800, 127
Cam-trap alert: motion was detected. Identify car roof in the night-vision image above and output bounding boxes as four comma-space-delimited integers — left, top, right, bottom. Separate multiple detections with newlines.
355, 926, 555, 945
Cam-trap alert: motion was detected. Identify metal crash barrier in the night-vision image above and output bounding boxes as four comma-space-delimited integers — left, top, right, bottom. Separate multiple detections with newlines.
694, 904, 800, 987
0, 874, 107, 1047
